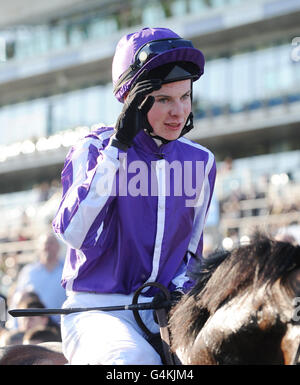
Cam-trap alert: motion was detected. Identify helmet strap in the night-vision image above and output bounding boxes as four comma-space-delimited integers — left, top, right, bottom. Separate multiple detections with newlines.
145, 111, 194, 145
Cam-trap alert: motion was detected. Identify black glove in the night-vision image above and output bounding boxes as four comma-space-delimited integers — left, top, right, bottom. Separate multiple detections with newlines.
169, 289, 185, 305
111, 79, 161, 151
152, 289, 184, 324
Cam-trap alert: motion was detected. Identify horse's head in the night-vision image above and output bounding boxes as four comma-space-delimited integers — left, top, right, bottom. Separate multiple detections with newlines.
169, 232, 300, 365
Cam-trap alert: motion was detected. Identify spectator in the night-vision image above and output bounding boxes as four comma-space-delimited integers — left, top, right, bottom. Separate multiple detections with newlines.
14, 291, 40, 305
17, 298, 50, 334
11, 233, 66, 325
1, 296, 61, 346
23, 325, 61, 345
0, 329, 24, 347
6, 291, 41, 330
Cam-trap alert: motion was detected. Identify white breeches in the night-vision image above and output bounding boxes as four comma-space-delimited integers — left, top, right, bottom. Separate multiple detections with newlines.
61, 291, 162, 365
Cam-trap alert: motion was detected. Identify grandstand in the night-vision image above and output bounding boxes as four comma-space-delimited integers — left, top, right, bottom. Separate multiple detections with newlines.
0, 0, 300, 295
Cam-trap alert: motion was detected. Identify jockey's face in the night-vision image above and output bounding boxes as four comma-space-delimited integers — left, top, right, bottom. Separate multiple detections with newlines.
147, 79, 192, 141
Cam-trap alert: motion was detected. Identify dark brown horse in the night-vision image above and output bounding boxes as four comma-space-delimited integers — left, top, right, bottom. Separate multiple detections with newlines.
0, 342, 67, 365
169, 232, 300, 365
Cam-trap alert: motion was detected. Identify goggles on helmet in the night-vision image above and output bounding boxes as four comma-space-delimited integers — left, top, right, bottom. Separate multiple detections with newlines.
134, 38, 194, 69
114, 38, 196, 96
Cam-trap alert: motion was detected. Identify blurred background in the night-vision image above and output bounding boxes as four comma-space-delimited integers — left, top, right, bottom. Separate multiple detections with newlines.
0, 0, 300, 299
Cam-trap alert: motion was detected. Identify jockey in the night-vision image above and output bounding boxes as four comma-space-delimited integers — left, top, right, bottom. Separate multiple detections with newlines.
52, 27, 216, 365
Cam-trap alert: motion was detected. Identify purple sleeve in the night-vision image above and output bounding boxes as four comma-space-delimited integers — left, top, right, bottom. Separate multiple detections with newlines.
52, 135, 120, 250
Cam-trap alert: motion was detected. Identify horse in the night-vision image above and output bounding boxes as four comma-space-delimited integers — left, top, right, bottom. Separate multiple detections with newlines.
0, 342, 67, 365
168, 232, 300, 365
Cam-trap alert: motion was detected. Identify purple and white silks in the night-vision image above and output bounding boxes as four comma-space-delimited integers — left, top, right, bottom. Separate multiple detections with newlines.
52, 125, 216, 297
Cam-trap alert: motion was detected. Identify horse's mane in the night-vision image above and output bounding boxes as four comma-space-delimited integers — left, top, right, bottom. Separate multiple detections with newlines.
195, 232, 299, 310
169, 231, 300, 352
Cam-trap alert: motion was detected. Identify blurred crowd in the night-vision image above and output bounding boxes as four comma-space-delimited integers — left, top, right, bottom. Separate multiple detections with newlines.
219, 176, 300, 220
0, 231, 66, 348
217, 157, 298, 212
216, 157, 300, 232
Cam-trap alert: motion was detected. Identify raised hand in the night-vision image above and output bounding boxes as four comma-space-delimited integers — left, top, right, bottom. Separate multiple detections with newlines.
111, 79, 161, 151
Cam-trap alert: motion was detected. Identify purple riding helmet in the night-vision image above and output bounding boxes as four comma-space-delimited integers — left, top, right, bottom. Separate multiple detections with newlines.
113, 27, 205, 102
112, 27, 205, 139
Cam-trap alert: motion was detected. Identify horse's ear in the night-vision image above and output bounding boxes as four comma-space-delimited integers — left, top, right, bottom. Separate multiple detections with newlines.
286, 268, 300, 297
